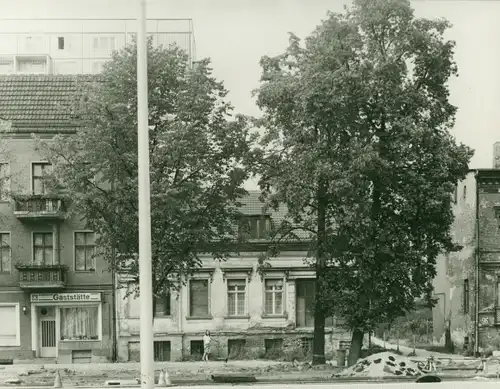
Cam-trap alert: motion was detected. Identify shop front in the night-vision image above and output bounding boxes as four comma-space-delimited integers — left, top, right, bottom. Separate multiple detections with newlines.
30, 292, 104, 363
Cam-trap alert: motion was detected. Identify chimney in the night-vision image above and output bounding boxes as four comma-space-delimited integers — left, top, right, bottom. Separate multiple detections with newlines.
494, 142, 500, 169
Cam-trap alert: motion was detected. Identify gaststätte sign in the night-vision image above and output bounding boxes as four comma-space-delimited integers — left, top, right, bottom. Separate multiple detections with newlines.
30, 292, 101, 303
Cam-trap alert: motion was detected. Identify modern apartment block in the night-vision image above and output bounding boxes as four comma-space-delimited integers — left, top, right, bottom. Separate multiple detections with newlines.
0, 18, 196, 75
116, 192, 350, 362
0, 74, 114, 363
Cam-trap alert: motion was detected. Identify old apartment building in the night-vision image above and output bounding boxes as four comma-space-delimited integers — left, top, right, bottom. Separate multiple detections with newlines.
0, 18, 195, 75
116, 192, 350, 362
432, 156, 500, 353
0, 75, 114, 363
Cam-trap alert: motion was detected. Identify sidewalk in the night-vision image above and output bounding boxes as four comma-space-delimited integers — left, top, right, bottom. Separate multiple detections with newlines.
370, 337, 472, 360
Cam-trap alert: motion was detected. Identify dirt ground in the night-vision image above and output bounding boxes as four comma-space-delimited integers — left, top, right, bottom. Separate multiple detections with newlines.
0, 357, 496, 387
0, 361, 341, 387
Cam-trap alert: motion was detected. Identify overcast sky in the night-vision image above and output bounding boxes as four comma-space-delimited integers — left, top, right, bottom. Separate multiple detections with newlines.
1, 0, 499, 172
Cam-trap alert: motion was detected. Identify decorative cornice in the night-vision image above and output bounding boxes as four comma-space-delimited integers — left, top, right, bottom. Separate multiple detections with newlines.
220, 266, 253, 282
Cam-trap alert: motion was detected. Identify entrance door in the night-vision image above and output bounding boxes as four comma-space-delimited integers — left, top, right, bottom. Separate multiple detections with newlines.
38, 307, 57, 357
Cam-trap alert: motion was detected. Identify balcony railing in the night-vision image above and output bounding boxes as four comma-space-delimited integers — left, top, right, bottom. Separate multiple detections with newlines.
15, 264, 67, 289
13, 196, 66, 221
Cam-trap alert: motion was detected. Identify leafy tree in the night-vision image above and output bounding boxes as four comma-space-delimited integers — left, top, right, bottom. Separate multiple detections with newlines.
35, 40, 254, 307
252, 0, 472, 365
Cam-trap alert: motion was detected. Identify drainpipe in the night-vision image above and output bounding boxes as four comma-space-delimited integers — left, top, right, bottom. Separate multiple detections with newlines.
474, 171, 480, 354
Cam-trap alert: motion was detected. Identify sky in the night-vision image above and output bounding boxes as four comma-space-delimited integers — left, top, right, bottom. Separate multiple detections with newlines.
1, 0, 500, 173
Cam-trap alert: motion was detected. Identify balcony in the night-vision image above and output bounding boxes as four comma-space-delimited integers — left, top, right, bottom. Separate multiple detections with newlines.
15, 264, 67, 289
13, 195, 66, 221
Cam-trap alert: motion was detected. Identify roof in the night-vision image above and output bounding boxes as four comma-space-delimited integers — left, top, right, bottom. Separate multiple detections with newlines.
241, 190, 311, 240
0, 74, 100, 132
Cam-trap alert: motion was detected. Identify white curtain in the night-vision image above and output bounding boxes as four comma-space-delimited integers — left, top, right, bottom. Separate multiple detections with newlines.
60, 307, 98, 340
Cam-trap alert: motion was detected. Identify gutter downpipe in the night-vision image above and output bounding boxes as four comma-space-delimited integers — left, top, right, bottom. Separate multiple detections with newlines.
474, 171, 480, 355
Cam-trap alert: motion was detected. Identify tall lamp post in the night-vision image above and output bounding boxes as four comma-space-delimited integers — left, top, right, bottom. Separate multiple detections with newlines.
137, 0, 154, 388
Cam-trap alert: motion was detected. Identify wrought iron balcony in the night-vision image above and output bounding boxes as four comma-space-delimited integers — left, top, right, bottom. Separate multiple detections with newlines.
13, 195, 66, 221
15, 264, 67, 289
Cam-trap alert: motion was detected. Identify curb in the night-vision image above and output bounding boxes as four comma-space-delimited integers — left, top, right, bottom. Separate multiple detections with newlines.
1, 375, 493, 388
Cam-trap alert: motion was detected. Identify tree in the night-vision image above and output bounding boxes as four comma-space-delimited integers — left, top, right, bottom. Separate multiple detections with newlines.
252, 0, 472, 365
35, 40, 254, 304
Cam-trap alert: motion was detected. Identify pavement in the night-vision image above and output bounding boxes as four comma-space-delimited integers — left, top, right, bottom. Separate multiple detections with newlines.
370, 337, 473, 360
1, 381, 500, 389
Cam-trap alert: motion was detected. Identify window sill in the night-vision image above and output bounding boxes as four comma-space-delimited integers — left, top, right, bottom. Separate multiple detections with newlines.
262, 314, 287, 319
60, 339, 100, 342
74, 270, 96, 273
0, 271, 11, 275
154, 315, 172, 319
224, 315, 250, 320
186, 315, 213, 321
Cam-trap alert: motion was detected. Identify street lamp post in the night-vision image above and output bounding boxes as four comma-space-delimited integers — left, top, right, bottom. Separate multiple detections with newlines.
137, 1, 154, 389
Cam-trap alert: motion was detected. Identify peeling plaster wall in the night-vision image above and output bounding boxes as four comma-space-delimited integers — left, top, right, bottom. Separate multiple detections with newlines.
432, 172, 476, 347
116, 252, 351, 361
477, 173, 500, 349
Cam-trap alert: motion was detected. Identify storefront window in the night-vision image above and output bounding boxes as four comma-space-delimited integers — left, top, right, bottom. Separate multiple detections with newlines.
60, 307, 99, 341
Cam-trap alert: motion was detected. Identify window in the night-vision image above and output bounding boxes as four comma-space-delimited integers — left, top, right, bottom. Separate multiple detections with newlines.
189, 279, 209, 317
463, 185, 467, 200
60, 306, 99, 340
453, 185, 457, 204
74, 232, 96, 272
33, 232, 53, 265
264, 279, 283, 315
154, 292, 171, 316
0, 163, 10, 200
464, 279, 469, 314
92, 36, 116, 51
154, 341, 171, 361
228, 339, 246, 358
190, 340, 204, 356
0, 304, 20, 346
238, 216, 272, 240
58, 37, 65, 50
264, 338, 283, 358
227, 279, 246, 316
0, 233, 11, 273
32, 163, 52, 195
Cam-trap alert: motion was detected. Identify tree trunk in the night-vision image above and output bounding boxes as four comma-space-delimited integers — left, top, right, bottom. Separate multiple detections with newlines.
312, 177, 328, 365
347, 329, 364, 367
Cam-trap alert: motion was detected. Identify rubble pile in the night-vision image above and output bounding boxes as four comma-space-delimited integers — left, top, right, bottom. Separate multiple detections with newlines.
335, 352, 422, 378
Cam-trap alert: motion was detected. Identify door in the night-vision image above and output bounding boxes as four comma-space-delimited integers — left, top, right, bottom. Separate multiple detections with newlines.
39, 307, 57, 357
296, 279, 315, 327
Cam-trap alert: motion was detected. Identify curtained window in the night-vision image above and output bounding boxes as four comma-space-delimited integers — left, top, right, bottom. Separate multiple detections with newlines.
60, 307, 99, 340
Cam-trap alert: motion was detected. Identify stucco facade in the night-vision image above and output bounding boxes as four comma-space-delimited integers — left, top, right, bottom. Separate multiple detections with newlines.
0, 75, 114, 363
432, 169, 500, 353
116, 250, 351, 361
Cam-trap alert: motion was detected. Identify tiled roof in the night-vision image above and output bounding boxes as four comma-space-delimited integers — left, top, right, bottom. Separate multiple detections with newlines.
0, 74, 101, 131
241, 191, 311, 240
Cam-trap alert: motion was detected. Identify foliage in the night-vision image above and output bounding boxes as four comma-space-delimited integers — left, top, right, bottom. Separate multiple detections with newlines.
252, 0, 473, 363
35, 39, 255, 298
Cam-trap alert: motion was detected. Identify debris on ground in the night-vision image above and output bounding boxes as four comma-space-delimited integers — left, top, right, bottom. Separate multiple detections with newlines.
333, 352, 422, 378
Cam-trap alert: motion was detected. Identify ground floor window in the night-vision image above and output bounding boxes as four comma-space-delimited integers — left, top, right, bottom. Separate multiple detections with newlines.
0, 304, 19, 346
60, 306, 99, 341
